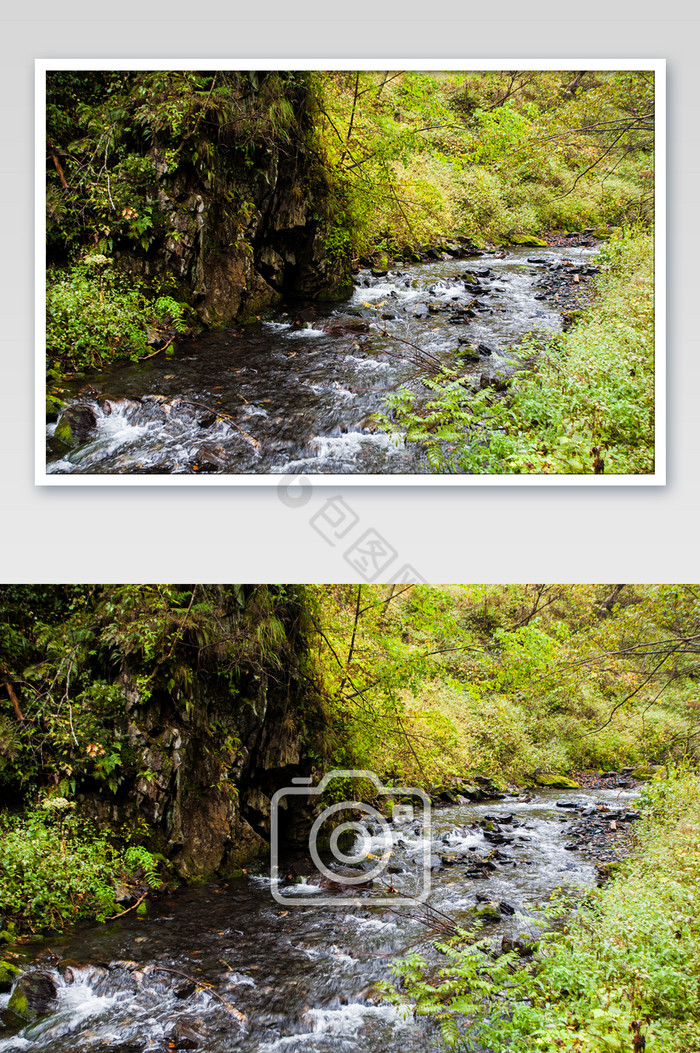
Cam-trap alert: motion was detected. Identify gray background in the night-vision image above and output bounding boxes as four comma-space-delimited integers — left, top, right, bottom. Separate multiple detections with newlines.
2, 3, 696, 583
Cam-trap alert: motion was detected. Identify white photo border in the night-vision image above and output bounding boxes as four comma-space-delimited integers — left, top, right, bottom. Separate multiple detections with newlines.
35, 58, 666, 486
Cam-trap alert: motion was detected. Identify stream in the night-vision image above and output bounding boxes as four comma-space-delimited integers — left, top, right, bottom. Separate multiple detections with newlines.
0, 785, 638, 1052
46, 244, 599, 476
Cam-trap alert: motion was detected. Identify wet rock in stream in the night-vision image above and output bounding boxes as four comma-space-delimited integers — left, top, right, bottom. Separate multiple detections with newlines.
50, 403, 98, 453
6, 971, 58, 1023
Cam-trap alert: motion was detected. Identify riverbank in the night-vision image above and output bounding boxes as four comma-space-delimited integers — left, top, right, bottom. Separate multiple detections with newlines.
390, 767, 700, 1053
382, 225, 654, 474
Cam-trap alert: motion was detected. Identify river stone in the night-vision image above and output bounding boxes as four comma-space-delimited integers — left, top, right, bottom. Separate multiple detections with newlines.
191, 445, 226, 472
170, 1018, 206, 1049
51, 403, 98, 451
439, 853, 464, 866
472, 904, 501, 922
7, 971, 58, 1021
509, 234, 548, 247
412, 853, 442, 871
535, 774, 580, 789
0, 961, 21, 991
197, 411, 217, 429
480, 375, 509, 393
501, 934, 537, 957
320, 316, 370, 337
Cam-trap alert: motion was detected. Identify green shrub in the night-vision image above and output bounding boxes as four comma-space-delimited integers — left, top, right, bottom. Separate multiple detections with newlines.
46, 256, 192, 375
0, 803, 164, 931
46, 255, 151, 373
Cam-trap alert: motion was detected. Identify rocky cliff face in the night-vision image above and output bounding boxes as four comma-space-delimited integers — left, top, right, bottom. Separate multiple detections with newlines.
76, 588, 327, 878
111, 74, 351, 324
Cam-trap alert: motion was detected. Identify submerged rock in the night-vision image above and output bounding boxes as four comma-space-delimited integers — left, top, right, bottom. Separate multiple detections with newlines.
51, 403, 98, 452
318, 316, 370, 337
169, 1018, 208, 1049
191, 444, 226, 473
7, 971, 58, 1022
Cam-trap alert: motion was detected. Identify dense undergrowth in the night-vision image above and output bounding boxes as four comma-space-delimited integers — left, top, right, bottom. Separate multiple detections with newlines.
45, 70, 319, 376
308, 584, 697, 792
46, 254, 192, 375
0, 805, 163, 932
314, 70, 653, 260
379, 227, 655, 475
387, 767, 700, 1052
0, 584, 307, 932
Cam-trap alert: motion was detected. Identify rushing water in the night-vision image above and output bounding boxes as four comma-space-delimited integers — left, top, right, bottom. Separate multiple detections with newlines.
46, 244, 599, 476
1, 785, 637, 1052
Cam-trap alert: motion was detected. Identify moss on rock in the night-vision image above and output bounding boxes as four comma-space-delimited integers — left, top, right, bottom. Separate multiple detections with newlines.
509, 234, 548, 247
631, 763, 658, 781
472, 904, 502, 922
0, 960, 21, 991
534, 773, 580, 789
7, 972, 58, 1022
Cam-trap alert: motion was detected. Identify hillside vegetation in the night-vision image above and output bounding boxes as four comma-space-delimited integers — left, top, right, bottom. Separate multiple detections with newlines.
310, 584, 696, 790
45, 69, 655, 377
314, 69, 654, 260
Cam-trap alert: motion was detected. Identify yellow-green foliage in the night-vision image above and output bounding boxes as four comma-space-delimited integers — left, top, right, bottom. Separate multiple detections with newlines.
506, 227, 655, 474
311, 585, 698, 788
314, 70, 653, 257
381, 226, 655, 475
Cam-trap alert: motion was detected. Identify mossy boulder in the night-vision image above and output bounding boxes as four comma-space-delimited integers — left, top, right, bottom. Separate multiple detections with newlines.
590, 226, 618, 239
50, 403, 98, 453
0, 961, 21, 991
7, 972, 58, 1022
509, 234, 548, 247
472, 904, 502, 923
534, 774, 580, 790
631, 763, 658, 781
46, 393, 66, 422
